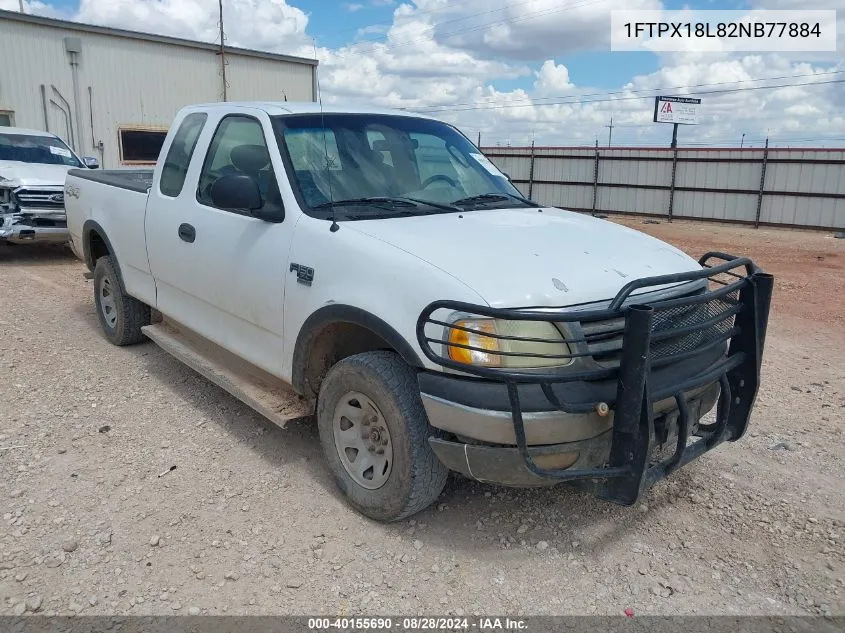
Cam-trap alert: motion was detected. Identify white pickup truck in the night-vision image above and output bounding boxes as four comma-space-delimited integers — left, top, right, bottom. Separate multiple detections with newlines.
65, 102, 773, 521
1, 127, 99, 245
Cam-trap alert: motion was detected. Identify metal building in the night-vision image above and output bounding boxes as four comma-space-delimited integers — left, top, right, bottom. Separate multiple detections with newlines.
0, 9, 318, 168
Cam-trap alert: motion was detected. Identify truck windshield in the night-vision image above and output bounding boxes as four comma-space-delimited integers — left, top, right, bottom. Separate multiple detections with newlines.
0, 133, 82, 167
271, 113, 531, 219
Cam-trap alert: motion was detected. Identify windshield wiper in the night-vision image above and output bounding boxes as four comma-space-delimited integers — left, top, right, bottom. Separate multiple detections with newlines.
450, 192, 538, 207
398, 196, 462, 212
311, 197, 417, 211
312, 196, 461, 213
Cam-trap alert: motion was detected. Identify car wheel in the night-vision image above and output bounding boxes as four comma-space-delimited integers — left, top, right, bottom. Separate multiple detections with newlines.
317, 351, 448, 522
93, 255, 150, 346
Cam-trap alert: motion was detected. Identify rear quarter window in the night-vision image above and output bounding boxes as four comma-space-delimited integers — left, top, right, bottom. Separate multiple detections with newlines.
159, 114, 208, 197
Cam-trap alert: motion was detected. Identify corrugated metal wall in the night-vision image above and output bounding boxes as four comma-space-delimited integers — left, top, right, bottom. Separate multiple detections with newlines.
0, 13, 315, 168
483, 146, 845, 230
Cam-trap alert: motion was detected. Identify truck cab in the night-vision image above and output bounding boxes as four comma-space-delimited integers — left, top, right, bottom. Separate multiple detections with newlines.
64, 102, 772, 522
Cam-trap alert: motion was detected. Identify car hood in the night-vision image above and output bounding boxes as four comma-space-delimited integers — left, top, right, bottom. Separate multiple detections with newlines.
0, 161, 74, 188
348, 206, 702, 308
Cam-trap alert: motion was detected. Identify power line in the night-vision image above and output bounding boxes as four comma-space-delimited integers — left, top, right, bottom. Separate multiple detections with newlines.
319, 4, 845, 111
420, 77, 845, 114
417, 69, 845, 111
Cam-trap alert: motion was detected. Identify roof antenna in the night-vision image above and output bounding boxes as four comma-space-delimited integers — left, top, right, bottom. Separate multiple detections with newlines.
313, 38, 338, 233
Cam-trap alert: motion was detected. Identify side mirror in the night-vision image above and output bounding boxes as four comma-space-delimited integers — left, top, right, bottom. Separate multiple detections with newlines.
82, 157, 100, 169
209, 174, 284, 223
251, 204, 285, 223
210, 174, 263, 211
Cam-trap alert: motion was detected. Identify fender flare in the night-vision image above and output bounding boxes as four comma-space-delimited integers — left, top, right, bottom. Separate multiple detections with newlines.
291, 304, 423, 394
81, 219, 126, 291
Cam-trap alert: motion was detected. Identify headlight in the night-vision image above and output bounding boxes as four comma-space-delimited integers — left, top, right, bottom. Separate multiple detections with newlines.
445, 318, 572, 368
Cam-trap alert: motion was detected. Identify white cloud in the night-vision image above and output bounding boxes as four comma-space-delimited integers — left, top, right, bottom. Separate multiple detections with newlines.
311, 6, 529, 110
73, 0, 311, 53
418, 0, 664, 61
344, 2, 364, 12
533, 60, 574, 95
747, 0, 845, 62
0, 0, 64, 17
356, 24, 389, 38
7, 0, 845, 147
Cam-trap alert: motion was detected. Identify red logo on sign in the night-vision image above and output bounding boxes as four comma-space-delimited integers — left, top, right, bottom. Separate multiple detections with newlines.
660, 102, 673, 113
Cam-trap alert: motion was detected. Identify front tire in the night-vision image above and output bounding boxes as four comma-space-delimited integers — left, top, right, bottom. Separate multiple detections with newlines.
317, 351, 448, 522
93, 255, 150, 346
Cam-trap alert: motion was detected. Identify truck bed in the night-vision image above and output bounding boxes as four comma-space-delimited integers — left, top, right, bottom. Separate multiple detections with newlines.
67, 169, 154, 194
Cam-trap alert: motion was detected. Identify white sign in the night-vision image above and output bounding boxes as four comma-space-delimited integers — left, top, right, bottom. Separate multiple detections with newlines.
653, 96, 701, 125
49, 146, 72, 158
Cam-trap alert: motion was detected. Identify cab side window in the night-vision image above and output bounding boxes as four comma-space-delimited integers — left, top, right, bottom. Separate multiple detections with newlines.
159, 113, 207, 197
196, 115, 282, 213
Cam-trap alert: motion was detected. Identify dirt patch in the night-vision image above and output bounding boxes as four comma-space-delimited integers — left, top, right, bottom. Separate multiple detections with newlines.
0, 234, 843, 617
612, 216, 845, 327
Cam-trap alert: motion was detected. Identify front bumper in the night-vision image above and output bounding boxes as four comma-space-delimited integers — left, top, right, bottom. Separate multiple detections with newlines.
422, 379, 719, 487
416, 252, 773, 504
0, 211, 69, 244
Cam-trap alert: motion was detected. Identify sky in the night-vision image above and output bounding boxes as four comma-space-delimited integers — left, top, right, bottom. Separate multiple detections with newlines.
2, 0, 844, 147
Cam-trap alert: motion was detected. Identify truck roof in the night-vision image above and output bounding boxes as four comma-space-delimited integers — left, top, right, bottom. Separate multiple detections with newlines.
0, 126, 59, 138
184, 101, 439, 120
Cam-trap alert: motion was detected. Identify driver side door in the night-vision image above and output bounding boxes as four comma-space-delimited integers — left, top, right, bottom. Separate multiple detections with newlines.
146, 109, 294, 376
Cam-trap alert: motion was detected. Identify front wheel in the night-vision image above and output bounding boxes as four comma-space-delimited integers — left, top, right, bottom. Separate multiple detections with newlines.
317, 351, 448, 522
93, 255, 150, 346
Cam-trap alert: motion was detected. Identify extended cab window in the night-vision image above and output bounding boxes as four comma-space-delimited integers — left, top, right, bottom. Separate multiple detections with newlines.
159, 113, 207, 197
196, 115, 282, 213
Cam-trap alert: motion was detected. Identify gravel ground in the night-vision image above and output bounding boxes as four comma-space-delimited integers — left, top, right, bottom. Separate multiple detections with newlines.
0, 220, 843, 618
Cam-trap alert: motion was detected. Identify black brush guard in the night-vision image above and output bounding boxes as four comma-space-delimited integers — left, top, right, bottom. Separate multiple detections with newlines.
416, 253, 773, 504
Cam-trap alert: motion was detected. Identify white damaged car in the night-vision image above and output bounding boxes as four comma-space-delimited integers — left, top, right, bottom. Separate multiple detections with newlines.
0, 127, 99, 245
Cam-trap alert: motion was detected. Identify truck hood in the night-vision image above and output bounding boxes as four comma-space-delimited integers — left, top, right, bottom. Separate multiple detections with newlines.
348, 206, 701, 308
0, 161, 73, 188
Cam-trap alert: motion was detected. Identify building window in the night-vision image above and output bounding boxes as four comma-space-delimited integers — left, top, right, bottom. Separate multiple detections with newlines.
0, 111, 14, 127
118, 127, 168, 164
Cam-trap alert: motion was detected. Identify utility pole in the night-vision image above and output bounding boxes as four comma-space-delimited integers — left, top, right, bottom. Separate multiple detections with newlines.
740, 133, 746, 148
670, 122, 679, 148
19, 0, 25, 12
605, 116, 614, 146
218, 0, 227, 101
477, 131, 481, 147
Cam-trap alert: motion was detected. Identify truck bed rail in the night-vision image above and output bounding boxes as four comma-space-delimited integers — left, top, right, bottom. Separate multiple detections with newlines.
416, 252, 773, 504
67, 168, 154, 194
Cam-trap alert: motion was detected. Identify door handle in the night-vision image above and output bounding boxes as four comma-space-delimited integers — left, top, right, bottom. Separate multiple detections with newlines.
178, 223, 196, 243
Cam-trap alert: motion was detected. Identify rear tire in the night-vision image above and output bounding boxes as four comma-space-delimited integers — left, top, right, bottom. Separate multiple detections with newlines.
93, 255, 150, 346
317, 351, 448, 522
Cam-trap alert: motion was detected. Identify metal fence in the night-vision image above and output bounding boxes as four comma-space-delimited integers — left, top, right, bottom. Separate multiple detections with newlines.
482, 144, 845, 230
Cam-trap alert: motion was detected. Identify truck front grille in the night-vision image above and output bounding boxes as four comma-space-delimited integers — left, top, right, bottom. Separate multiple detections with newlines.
14, 188, 65, 210
580, 286, 739, 368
